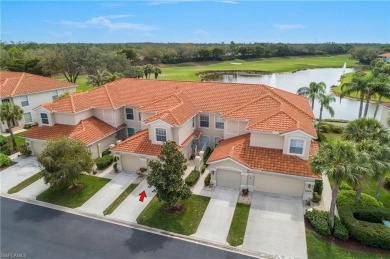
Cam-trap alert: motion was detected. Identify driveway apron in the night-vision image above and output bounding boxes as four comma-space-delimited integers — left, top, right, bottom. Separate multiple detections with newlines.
16, 178, 49, 199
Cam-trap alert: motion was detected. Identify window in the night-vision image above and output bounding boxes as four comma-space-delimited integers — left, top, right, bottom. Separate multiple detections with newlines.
215, 115, 224, 129
20, 95, 29, 107
289, 139, 305, 155
200, 114, 209, 128
127, 128, 135, 137
192, 117, 195, 128
24, 112, 32, 124
52, 90, 58, 100
126, 108, 134, 120
215, 137, 222, 147
156, 128, 166, 142
138, 112, 142, 121
1, 98, 10, 103
40, 113, 49, 125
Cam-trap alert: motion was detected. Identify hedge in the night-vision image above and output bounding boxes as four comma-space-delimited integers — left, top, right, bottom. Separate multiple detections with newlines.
386, 175, 390, 187
0, 153, 12, 168
314, 180, 323, 195
204, 173, 211, 186
305, 209, 348, 240
185, 170, 200, 187
336, 190, 383, 208
200, 164, 206, 174
95, 155, 114, 170
339, 182, 353, 191
339, 206, 390, 250
203, 147, 212, 163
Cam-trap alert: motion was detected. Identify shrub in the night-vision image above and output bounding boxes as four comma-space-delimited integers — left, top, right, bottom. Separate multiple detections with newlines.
204, 173, 211, 186
331, 125, 344, 133
339, 206, 390, 249
333, 217, 349, 241
312, 192, 321, 203
314, 180, 323, 195
95, 155, 114, 170
320, 124, 332, 133
337, 190, 383, 208
242, 188, 249, 196
102, 149, 111, 157
317, 132, 327, 142
0, 135, 7, 146
113, 163, 118, 173
304, 209, 331, 236
339, 182, 353, 190
200, 164, 206, 174
20, 145, 31, 156
203, 147, 213, 163
185, 170, 200, 187
0, 153, 12, 168
0, 145, 12, 156
353, 209, 390, 223
386, 175, 390, 188
23, 124, 32, 129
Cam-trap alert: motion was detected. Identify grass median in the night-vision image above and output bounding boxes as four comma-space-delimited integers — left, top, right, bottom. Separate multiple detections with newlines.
8, 170, 44, 194
103, 183, 139, 215
227, 203, 250, 246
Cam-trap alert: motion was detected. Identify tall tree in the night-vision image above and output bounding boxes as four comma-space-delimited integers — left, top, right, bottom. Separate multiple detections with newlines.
310, 140, 366, 229
38, 137, 94, 190
317, 91, 336, 135
370, 73, 390, 118
154, 67, 162, 79
147, 141, 191, 211
0, 103, 23, 150
340, 72, 369, 118
143, 64, 155, 79
297, 81, 326, 110
87, 69, 123, 87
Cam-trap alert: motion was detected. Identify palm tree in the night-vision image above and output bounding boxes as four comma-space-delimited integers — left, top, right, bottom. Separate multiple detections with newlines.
0, 102, 23, 150
370, 137, 390, 199
340, 72, 369, 118
371, 73, 390, 118
343, 118, 388, 143
310, 140, 366, 229
297, 81, 326, 110
317, 92, 336, 135
154, 67, 162, 79
143, 64, 155, 79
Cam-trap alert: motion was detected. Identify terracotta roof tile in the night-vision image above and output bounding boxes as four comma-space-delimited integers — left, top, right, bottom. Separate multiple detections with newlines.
111, 129, 162, 156
208, 134, 319, 178
180, 130, 201, 147
0, 72, 75, 97
379, 53, 390, 58
21, 117, 117, 145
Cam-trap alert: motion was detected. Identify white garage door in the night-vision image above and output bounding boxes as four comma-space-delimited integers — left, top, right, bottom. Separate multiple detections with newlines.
254, 174, 304, 197
121, 155, 140, 172
31, 141, 46, 156
216, 169, 241, 189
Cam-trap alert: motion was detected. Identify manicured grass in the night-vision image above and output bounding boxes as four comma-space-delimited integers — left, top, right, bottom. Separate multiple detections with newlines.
103, 183, 139, 215
37, 174, 110, 208
137, 195, 210, 235
159, 55, 358, 81
54, 74, 94, 92
323, 132, 343, 141
7, 132, 26, 147
227, 203, 250, 246
361, 172, 390, 209
306, 231, 388, 259
8, 170, 44, 194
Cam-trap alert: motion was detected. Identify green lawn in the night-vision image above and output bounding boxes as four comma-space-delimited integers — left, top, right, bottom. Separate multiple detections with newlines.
306, 231, 389, 259
322, 132, 343, 141
159, 55, 358, 81
8, 170, 44, 194
54, 74, 94, 92
227, 203, 250, 246
7, 132, 26, 147
37, 174, 110, 208
361, 173, 390, 209
137, 195, 210, 235
103, 183, 139, 215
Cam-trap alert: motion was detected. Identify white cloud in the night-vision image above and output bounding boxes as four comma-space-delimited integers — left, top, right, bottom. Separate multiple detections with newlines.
216, 0, 238, 4
273, 24, 306, 30
147, 0, 237, 5
59, 15, 158, 31
49, 31, 72, 38
194, 28, 208, 35
101, 3, 125, 8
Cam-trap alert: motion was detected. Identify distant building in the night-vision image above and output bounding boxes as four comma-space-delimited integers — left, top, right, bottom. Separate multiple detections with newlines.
378, 52, 390, 62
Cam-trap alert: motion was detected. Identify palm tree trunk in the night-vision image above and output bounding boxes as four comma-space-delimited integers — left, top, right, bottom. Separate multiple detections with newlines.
311, 97, 315, 110
317, 105, 324, 135
358, 94, 364, 118
363, 94, 372, 118
355, 184, 363, 201
329, 184, 339, 230
6, 120, 17, 150
376, 171, 386, 200
373, 95, 383, 118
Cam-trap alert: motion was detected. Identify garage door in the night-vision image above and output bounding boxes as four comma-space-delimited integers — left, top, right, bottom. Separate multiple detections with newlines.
121, 155, 140, 172
254, 174, 304, 197
31, 141, 45, 156
216, 169, 241, 189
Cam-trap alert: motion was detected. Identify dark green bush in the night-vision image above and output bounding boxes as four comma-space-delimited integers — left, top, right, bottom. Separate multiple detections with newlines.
200, 164, 206, 174
312, 192, 321, 203
339, 206, 390, 250
0, 135, 7, 146
0, 145, 12, 156
314, 180, 323, 195
339, 182, 353, 190
317, 132, 327, 142
20, 145, 31, 156
333, 218, 349, 241
353, 209, 390, 223
320, 124, 332, 133
102, 149, 111, 157
95, 155, 113, 170
304, 209, 331, 236
386, 175, 390, 187
0, 153, 12, 168
185, 170, 200, 187
23, 124, 32, 129
204, 173, 211, 186
336, 190, 383, 208
331, 125, 344, 133
203, 147, 213, 163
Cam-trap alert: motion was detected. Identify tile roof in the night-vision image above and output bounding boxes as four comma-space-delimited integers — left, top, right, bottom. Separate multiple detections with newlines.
208, 133, 319, 178
21, 117, 117, 145
41, 78, 316, 137
111, 129, 162, 156
180, 130, 201, 147
0, 72, 75, 97
379, 53, 390, 58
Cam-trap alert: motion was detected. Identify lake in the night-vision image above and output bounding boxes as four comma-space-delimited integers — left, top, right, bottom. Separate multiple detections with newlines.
205, 68, 381, 120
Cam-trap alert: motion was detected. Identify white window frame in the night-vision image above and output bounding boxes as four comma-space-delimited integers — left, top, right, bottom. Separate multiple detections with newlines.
24, 112, 32, 124
52, 90, 59, 100
156, 128, 167, 142
199, 114, 209, 128
288, 138, 305, 156
40, 113, 49, 125
215, 115, 224, 130
126, 108, 134, 120
20, 95, 29, 107
215, 137, 222, 147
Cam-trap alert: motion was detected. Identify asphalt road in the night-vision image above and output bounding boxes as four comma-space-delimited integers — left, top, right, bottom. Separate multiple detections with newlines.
1, 197, 253, 259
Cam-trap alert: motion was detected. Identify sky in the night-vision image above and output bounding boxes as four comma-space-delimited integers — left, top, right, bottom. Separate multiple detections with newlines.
1, 1, 389, 44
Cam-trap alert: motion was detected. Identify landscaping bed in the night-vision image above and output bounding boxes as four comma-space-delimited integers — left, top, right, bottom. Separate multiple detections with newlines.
137, 195, 210, 235
37, 175, 110, 208
8, 170, 44, 194
227, 203, 250, 246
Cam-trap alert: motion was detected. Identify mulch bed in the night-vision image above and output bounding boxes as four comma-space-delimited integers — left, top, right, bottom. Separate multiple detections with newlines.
305, 219, 390, 255
67, 184, 85, 193
165, 204, 184, 213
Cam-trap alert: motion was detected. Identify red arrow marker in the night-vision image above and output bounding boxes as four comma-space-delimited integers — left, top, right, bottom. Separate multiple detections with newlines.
139, 191, 147, 202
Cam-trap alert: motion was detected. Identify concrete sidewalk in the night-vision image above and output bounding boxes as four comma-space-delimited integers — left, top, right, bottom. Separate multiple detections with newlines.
109, 179, 156, 223
1, 156, 40, 193
193, 187, 239, 244
78, 172, 137, 215
16, 178, 49, 199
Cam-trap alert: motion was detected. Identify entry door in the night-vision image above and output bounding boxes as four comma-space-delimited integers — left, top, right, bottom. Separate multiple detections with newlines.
199, 136, 209, 150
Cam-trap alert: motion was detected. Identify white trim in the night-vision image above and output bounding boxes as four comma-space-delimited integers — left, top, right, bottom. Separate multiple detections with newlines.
281, 129, 316, 139
145, 119, 173, 128
214, 114, 224, 130
125, 107, 135, 121
7, 85, 77, 98
199, 113, 210, 128
155, 127, 167, 142
252, 169, 321, 181
208, 157, 252, 170
287, 138, 306, 157
40, 112, 50, 125
20, 95, 29, 107
111, 150, 158, 159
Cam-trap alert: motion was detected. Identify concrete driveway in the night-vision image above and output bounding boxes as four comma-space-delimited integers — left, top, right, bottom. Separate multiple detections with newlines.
193, 187, 239, 244
1, 156, 41, 193
243, 192, 307, 259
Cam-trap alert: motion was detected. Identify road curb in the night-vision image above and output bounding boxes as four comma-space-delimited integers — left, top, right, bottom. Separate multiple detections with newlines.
1, 193, 273, 259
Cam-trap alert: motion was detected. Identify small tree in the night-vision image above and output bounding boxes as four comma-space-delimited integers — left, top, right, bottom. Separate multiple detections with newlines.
147, 141, 191, 211
0, 102, 23, 150
38, 137, 94, 190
